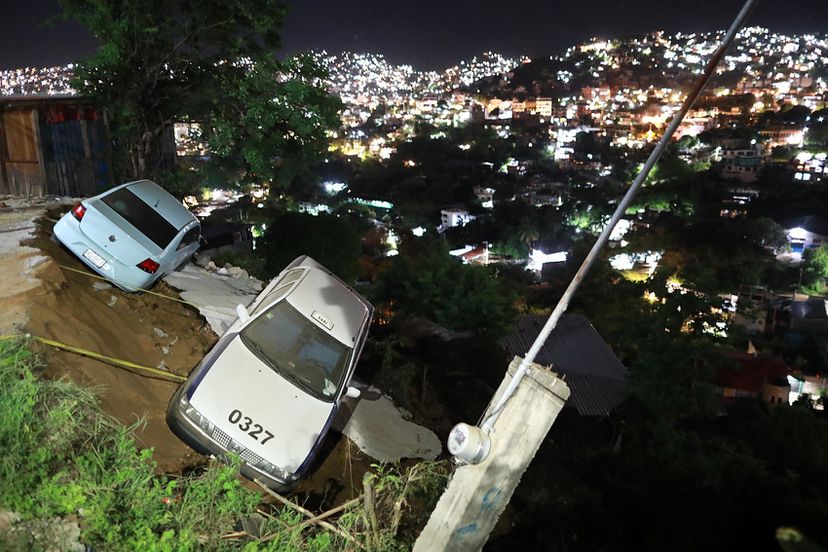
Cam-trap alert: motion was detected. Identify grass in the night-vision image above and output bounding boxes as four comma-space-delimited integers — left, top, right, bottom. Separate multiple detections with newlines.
0, 337, 448, 551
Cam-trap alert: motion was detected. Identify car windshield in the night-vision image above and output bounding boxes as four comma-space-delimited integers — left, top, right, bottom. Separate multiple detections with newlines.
240, 301, 351, 402
101, 187, 179, 249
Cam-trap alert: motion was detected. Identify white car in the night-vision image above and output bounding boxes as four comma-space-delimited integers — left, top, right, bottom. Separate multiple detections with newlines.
167, 256, 373, 491
53, 180, 201, 292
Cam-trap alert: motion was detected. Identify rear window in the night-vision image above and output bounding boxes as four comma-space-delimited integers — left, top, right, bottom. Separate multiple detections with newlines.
101, 187, 179, 249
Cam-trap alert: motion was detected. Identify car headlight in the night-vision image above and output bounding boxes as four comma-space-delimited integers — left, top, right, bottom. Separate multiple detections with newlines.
182, 401, 215, 433
253, 459, 298, 483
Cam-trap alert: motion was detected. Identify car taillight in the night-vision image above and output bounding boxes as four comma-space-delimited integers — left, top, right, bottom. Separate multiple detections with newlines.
71, 203, 86, 221
137, 258, 160, 274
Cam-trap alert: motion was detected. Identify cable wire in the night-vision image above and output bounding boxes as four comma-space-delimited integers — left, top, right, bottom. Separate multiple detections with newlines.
0, 333, 186, 383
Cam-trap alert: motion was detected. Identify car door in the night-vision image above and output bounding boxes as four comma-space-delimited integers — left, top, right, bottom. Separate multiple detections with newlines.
169, 224, 201, 272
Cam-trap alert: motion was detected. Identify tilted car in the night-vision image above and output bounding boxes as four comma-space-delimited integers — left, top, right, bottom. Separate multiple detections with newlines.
166, 256, 374, 491
53, 179, 201, 292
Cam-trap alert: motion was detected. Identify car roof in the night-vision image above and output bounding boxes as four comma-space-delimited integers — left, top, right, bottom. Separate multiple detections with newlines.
121, 180, 197, 230
285, 257, 373, 347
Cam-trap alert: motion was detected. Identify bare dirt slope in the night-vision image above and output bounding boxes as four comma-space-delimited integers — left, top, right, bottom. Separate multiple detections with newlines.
21, 216, 380, 501
0, 202, 56, 334
26, 219, 216, 473
15, 212, 437, 505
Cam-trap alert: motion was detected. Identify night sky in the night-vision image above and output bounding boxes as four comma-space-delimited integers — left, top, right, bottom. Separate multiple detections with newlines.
2, 0, 828, 71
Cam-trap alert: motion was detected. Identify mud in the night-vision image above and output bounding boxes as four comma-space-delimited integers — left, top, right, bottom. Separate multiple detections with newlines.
0, 206, 56, 334
16, 212, 433, 504
25, 218, 216, 473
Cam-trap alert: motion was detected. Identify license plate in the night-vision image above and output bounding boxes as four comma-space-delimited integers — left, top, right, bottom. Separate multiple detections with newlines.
83, 248, 106, 268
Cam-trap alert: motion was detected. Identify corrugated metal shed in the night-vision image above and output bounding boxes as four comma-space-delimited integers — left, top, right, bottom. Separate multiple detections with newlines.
0, 95, 111, 197
501, 314, 627, 416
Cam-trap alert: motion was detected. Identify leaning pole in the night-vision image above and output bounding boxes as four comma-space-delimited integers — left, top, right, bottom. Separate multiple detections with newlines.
414, 0, 760, 549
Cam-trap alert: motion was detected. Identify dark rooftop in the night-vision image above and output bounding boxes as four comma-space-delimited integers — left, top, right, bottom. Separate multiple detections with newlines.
501, 314, 627, 416
791, 298, 828, 321
715, 353, 791, 394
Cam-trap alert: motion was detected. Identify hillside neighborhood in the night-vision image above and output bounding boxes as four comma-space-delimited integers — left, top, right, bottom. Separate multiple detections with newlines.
1, 5, 828, 549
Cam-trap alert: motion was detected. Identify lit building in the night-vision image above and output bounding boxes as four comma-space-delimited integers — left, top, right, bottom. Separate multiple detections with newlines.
473, 186, 495, 209
721, 144, 764, 183
441, 208, 475, 229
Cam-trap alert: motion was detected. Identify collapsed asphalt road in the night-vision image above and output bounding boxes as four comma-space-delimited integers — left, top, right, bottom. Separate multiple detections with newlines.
0, 200, 439, 500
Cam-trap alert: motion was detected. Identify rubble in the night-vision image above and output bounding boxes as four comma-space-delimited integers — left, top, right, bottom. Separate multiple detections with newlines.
164, 264, 263, 335
342, 386, 441, 463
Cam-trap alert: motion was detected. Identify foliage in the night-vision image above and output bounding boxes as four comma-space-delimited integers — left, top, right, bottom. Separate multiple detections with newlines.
493, 261, 828, 551
255, 211, 362, 283
0, 337, 259, 550
60, 0, 338, 194
209, 249, 268, 281
371, 238, 517, 338
806, 108, 828, 146
801, 244, 828, 295
361, 462, 449, 550
196, 54, 341, 189
0, 338, 451, 551
367, 336, 419, 410
622, 213, 784, 295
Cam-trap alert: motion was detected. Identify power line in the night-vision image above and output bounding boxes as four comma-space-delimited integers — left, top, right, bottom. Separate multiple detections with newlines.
478, 0, 761, 436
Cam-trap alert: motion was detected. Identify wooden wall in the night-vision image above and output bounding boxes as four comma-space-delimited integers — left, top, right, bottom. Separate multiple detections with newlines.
0, 109, 46, 196
0, 102, 111, 198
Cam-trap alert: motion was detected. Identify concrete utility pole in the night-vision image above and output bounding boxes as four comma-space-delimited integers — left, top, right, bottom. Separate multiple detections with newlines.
413, 357, 570, 551
415, 0, 758, 549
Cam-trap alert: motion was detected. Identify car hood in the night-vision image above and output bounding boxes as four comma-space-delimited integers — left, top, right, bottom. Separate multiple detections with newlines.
189, 336, 334, 474
78, 201, 161, 265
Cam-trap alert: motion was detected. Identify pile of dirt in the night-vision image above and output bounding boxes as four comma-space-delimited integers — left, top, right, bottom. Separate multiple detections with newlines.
19, 214, 427, 507
25, 221, 217, 473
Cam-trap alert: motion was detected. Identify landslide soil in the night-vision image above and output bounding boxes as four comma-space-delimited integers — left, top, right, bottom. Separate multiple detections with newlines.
23, 216, 375, 504
26, 218, 217, 473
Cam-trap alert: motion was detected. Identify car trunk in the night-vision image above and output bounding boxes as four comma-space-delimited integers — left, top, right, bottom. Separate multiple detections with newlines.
79, 200, 161, 266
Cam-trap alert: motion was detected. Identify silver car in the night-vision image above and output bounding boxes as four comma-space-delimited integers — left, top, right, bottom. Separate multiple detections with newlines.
53, 180, 200, 292
167, 256, 373, 491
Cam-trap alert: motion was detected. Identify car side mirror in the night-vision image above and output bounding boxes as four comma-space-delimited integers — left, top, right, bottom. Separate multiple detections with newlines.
345, 386, 361, 399
235, 304, 250, 323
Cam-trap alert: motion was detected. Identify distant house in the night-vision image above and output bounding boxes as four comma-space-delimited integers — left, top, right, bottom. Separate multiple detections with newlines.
719, 185, 759, 218
731, 286, 771, 335
793, 152, 827, 183
524, 190, 562, 208
714, 352, 791, 405
473, 186, 495, 209
788, 372, 828, 408
440, 208, 475, 229
760, 126, 804, 148
449, 244, 489, 265
501, 314, 627, 416
721, 144, 764, 183
782, 215, 828, 255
